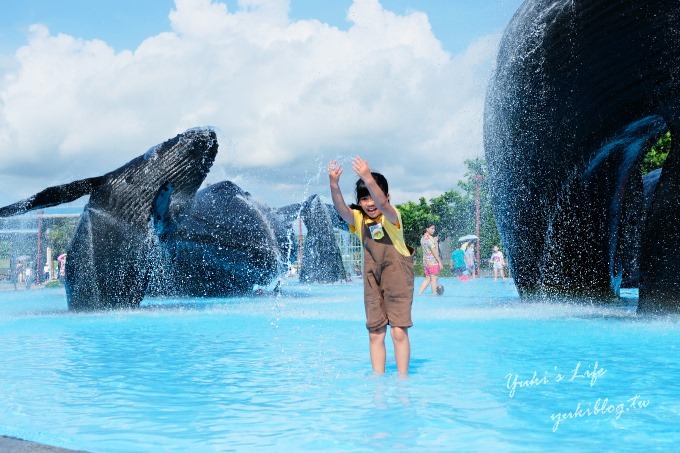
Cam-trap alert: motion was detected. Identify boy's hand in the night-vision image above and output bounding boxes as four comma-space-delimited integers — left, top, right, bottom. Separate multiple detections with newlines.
352, 156, 371, 180
328, 160, 343, 184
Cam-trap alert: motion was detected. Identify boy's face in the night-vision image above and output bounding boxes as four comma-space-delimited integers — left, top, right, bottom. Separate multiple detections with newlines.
359, 195, 382, 219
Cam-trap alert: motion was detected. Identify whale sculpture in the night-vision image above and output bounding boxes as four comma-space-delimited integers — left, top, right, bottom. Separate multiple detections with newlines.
620, 169, 663, 288
148, 180, 297, 297
1, 128, 350, 309
0, 127, 218, 310
298, 195, 347, 283
484, 0, 680, 311
150, 189, 349, 294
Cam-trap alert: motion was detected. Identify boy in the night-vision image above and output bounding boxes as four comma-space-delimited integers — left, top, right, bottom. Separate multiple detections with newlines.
328, 156, 414, 375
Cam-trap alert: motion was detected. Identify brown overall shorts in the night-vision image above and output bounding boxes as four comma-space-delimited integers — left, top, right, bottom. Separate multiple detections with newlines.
361, 219, 415, 331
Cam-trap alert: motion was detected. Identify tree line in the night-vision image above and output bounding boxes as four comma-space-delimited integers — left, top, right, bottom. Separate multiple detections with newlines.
396, 157, 501, 270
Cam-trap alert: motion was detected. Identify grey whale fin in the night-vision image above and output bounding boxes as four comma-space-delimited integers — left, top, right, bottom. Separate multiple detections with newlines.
151, 181, 176, 239
0, 176, 104, 217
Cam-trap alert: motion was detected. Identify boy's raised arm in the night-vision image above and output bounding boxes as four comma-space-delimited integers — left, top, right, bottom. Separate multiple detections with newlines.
328, 161, 355, 226
352, 157, 398, 225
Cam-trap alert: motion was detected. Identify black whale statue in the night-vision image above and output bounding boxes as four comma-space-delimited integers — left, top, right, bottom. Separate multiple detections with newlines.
0, 128, 349, 310
147, 180, 298, 297
0, 127, 219, 310
148, 185, 349, 296
298, 194, 347, 284
484, 0, 680, 311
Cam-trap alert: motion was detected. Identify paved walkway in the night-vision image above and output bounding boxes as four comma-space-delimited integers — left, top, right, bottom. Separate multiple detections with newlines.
0, 436, 86, 452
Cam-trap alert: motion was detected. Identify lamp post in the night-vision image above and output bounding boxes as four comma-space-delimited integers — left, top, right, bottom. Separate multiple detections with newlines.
45, 228, 53, 281
36, 210, 43, 285
473, 174, 483, 276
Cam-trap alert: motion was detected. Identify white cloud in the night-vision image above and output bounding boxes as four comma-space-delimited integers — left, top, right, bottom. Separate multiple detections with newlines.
0, 0, 501, 209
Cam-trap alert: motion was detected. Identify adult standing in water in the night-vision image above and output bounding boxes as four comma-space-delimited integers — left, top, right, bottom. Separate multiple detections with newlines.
464, 243, 476, 278
328, 157, 414, 376
418, 222, 443, 295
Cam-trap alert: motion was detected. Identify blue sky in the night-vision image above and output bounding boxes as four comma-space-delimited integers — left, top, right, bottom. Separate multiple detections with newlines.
1, 0, 521, 54
0, 0, 524, 208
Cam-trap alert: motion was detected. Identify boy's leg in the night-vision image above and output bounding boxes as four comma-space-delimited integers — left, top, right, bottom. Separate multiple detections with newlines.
391, 326, 410, 375
369, 327, 387, 374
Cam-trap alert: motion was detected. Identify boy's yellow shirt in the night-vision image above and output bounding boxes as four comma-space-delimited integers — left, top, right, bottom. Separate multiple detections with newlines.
349, 209, 411, 257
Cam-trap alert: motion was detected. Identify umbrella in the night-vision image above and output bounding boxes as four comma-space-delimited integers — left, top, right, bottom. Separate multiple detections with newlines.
57, 253, 67, 263
458, 234, 478, 242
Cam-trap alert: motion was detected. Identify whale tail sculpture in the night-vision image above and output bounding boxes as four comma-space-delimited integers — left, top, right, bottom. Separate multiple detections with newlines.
299, 194, 348, 283
0, 127, 218, 310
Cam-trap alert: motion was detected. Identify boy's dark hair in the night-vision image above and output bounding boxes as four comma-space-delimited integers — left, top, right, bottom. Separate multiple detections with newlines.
355, 172, 388, 202
349, 172, 389, 212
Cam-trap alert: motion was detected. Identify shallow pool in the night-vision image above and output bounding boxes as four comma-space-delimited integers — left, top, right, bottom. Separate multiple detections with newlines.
0, 277, 677, 451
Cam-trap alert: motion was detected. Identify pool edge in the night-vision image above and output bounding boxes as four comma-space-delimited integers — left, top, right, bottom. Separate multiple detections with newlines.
1, 435, 87, 452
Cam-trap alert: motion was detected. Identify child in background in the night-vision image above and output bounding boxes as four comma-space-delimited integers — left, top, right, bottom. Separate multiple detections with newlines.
489, 245, 506, 281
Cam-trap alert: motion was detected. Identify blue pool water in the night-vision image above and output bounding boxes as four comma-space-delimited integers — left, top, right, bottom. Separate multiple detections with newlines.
0, 277, 678, 452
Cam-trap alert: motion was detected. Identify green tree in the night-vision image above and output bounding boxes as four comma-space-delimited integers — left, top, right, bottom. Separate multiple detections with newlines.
0, 240, 9, 269
0, 241, 9, 260
641, 130, 670, 175
454, 157, 501, 259
396, 157, 504, 273
45, 217, 78, 256
397, 198, 433, 249
428, 190, 466, 243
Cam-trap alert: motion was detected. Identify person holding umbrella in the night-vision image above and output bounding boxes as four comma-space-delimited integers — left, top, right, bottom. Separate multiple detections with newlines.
458, 235, 478, 279
464, 243, 476, 278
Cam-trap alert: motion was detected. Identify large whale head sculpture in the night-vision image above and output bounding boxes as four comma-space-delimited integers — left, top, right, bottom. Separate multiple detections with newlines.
147, 185, 349, 295
150, 180, 294, 297
0, 127, 218, 310
484, 0, 680, 311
